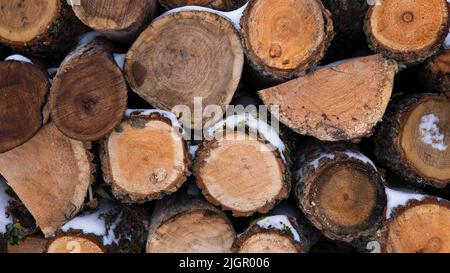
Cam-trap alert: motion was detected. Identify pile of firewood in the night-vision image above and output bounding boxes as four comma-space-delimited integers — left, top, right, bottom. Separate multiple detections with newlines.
0, 0, 449, 254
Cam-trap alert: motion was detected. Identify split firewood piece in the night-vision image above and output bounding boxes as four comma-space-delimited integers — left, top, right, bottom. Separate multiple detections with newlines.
101, 110, 190, 203
159, 0, 246, 11
259, 54, 397, 142
0, 123, 95, 237
49, 38, 128, 141
147, 191, 235, 253
240, 0, 334, 84
380, 188, 450, 253
365, 0, 449, 64
374, 93, 450, 189
124, 10, 244, 129
46, 201, 148, 253
0, 56, 49, 153
193, 113, 291, 217
0, 177, 13, 237
70, 0, 158, 42
0, 0, 86, 56
293, 141, 387, 242
8, 236, 47, 253
420, 49, 450, 93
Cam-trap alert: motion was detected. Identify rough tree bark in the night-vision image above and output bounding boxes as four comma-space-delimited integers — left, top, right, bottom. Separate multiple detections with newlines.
49, 38, 128, 141
124, 10, 244, 129
70, 0, 158, 42
293, 141, 387, 243
365, 0, 449, 64
193, 112, 291, 217
7, 236, 47, 253
101, 110, 190, 203
0, 57, 49, 153
159, 0, 246, 11
259, 54, 397, 142
374, 93, 450, 189
0, 123, 95, 237
240, 0, 334, 85
0, 0, 86, 57
146, 190, 236, 253
420, 49, 450, 93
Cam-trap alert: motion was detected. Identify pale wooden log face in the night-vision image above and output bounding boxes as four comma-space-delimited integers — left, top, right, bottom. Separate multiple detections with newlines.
195, 131, 287, 216
400, 98, 450, 182
0, 0, 59, 43
369, 0, 447, 52
147, 210, 235, 253
105, 119, 188, 201
0, 61, 48, 153
238, 233, 299, 253
244, 0, 326, 70
0, 123, 92, 237
47, 236, 104, 253
385, 200, 450, 253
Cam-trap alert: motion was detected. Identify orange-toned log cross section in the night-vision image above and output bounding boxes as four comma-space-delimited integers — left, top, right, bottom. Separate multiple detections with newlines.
101, 111, 190, 203
241, 0, 334, 84
382, 198, 450, 253
365, 0, 449, 64
259, 54, 397, 142
374, 93, 450, 189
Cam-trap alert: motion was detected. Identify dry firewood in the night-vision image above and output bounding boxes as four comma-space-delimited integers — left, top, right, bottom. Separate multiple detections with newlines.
259, 54, 397, 142
159, 0, 246, 11
365, 0, 449, 64
0, 123, 95, 237
49, 38, 128, 141
0, 0, 86, 57
70, 0, 158, 42
293, 141, 387, 243
240, 0, 334, 85
379, 188, 450, 253
374, 93, 450, 189
0, 56, 49, 153
124, 10, 244, 129
45, 200, 148, 253
420, 49, 450, 93
146, 190, 236, 253
193, 113, 291, 217
7, 236, 47, 253
101, 110, 190, 203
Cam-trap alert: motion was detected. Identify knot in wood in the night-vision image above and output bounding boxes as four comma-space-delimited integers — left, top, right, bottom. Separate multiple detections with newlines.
150, 168, 168, 183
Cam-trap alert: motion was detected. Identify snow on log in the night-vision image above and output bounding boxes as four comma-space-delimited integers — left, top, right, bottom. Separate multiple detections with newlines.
124, 10, 244, 129
374, 93, 450, 189
293, 141, 387, 242
0, 57, 49, 153
146, 191, 236, 253
240, 0, 334, 85
70, 0, 158, 42
193, 113, 291, 217
0, 0, 86, 56
100, 110, 190, 203
259, 54, 397, 142
0, 123, 95, 237
49, 37, 128, 141
365, 0, 449, 64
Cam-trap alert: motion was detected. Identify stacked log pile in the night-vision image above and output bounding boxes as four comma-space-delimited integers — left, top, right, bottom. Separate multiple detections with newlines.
0, 0, 449, 254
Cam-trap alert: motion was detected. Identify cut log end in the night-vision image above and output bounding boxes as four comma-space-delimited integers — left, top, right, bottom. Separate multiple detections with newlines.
46, 233, 105, 253
421, 49, 450, 93
259, 54, 397, 142
366, 0, 449, 64
194, 131, 289, 217
101, 113, 190, 203
241, 0, 334, 83
50, 38, 128, 141
0, 60, 49, 153
124, 10, 244, 128
375, 93, 450, 189
237, 229, 300, 253
159, 0, 246, 11
382, 198, 450, 253
72, 0, 158, 41
7, 237, 47, 253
